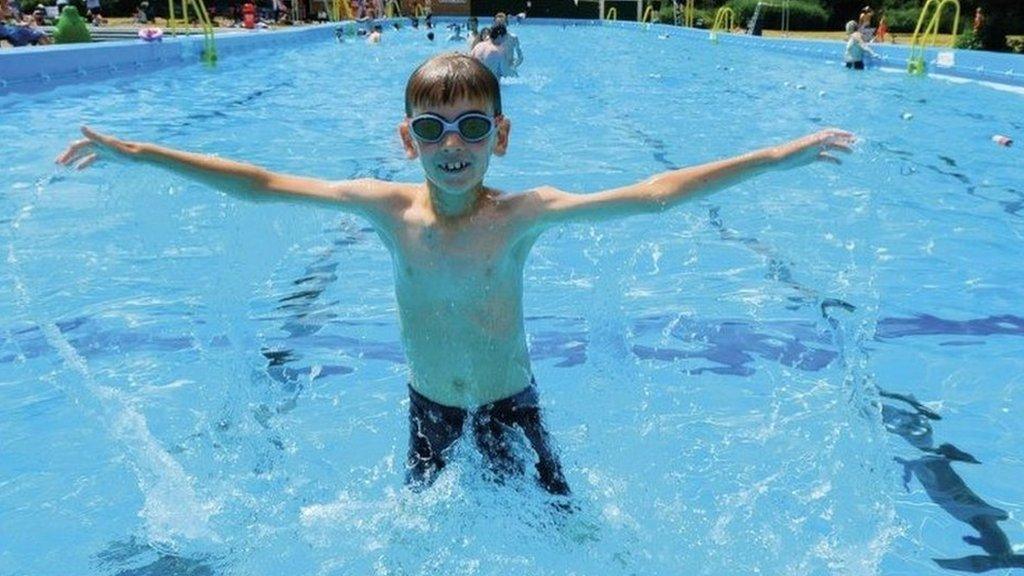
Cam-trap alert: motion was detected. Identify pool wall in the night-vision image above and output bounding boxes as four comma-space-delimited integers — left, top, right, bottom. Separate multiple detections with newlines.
2, 18, 1022, 96
0, 24, 334, 95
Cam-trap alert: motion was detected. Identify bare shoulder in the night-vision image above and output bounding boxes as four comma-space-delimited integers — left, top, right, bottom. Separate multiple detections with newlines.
333, 178, 417, 208
494, 185, 581, 235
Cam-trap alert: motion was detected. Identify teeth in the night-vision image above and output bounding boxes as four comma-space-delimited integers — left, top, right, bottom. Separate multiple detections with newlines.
442, 161, 467, 172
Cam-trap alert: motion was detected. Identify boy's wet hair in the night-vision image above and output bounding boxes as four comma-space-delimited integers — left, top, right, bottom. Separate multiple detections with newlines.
404, 53, 502, 117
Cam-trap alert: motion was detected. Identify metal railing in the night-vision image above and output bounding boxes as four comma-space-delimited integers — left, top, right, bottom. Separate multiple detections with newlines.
709, 6, 734, 43
908, 0, 961, 75
167, 0, 217, 64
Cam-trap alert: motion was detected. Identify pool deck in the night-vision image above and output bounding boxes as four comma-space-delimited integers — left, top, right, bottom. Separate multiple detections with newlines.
2, 18, 1023, 96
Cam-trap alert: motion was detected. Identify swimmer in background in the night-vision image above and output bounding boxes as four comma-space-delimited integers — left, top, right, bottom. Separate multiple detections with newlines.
446, 22, 463, 42
57, 53, 854, 498
493, 12, 523, 74
844, 20, 877, 70
367, 22, 382, 43
466, 16, 481, 49
470, 23, 511, 78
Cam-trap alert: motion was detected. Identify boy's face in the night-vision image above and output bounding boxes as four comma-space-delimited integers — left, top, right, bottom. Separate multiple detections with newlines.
400, 97, 510, 198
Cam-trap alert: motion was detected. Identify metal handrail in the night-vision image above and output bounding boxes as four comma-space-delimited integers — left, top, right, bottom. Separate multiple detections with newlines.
709, 6, 734, 43
641, 4, 654, 23
908, 0, 961, 75
167, 0, 217, 64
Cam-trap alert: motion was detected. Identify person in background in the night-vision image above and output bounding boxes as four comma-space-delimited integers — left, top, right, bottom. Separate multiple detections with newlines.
466, 15, 480, 49
367, 22, 381, 43
1, 0, 52, 46
844, 19, 877, 70
857, 6, 874, 41
446, 22, 462, 42
872, 11, 888, 43
84, 0, 103, 24
134, 2, 148, 23
470, 23, 510, 78
2, 0, 22, 21
493, 12, 522, 73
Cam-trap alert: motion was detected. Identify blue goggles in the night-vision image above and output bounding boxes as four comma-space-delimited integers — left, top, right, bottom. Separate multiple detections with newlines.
409, 112, 497, 143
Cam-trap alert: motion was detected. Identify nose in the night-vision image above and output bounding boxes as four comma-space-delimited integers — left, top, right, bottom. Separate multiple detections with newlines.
440, 129, 465, 148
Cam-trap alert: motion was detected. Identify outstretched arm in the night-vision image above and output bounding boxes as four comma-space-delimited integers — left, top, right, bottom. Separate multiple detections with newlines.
56, 126, 397, 219
525, 129, 853, 227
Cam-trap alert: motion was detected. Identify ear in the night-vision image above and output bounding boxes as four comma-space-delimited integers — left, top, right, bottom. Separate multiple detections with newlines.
398, 119, 418, 159
493, 115, 510, 157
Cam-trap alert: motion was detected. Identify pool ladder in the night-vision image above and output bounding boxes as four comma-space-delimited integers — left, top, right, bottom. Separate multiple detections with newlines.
682, 0, 695, 27
167, 0, 217, 64
908, 0, 961, 75
709, 6, 734, 42
331, 0, 354, 21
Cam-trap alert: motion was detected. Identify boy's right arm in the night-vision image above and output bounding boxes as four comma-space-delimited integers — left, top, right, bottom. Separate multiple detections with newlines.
56, 126, 399, 221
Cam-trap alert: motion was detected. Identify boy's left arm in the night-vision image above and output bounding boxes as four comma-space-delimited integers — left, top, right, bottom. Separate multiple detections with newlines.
525, 128, 853, 226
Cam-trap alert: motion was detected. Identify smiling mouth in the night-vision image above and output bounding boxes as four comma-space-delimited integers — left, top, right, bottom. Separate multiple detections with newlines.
439, 161, 471, 173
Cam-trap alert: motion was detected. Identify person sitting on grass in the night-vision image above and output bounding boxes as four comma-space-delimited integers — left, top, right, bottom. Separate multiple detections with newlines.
1, 0, 51, 46
57, 53, 854, 498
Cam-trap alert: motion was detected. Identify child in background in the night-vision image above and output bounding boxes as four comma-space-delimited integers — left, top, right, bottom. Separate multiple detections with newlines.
844, 19, 877, 69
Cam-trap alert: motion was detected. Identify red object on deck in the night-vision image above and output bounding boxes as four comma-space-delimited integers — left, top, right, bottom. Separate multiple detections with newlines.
242, 2, 255, 28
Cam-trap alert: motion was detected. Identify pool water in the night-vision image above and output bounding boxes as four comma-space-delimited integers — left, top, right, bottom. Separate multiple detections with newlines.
2, 22, 1023, 576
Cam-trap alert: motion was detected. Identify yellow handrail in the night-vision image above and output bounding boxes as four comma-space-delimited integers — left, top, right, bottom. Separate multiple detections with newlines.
709, 6, 734, 43
330, 0, 353, 21
908, 0, 960, 75
605, 6, 617, 20
414, 3, 427, 18
385, 0, 402, 18
167, 0, 217, 64
641, 4, 654, 23
684, 0, 695, 27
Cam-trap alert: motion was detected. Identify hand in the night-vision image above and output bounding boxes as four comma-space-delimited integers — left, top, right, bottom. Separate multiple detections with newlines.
775, 128, 855, 167
55, 126, 144, 170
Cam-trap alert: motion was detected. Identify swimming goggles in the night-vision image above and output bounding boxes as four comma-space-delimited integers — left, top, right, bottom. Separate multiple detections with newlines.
409, 112, 496, 143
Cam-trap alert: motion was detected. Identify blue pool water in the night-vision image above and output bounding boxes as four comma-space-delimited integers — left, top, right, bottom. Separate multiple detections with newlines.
2, 22, 1023, 575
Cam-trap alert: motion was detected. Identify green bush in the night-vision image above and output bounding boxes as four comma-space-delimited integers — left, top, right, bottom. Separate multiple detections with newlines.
955, 28, 982, 49
881, 5, 966, 34
722, 0, 828, 31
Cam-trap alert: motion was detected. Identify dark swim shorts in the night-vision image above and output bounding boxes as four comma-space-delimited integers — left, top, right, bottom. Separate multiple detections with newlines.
406, 382, 570, 496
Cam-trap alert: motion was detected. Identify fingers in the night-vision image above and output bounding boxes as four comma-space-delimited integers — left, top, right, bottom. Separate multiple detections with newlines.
76, 153, 98, 170
817, 152, 842, 165
57, 126, 115, 169
55, 138, 92, 165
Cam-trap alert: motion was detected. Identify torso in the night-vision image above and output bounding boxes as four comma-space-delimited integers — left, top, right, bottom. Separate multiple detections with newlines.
372, 185, 541, 407
470, 42, 506, 77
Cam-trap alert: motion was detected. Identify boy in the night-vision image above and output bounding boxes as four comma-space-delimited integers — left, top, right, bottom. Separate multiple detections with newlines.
57, 53, 852, 498
469, 23, 510, 78
493, 12, 523, 73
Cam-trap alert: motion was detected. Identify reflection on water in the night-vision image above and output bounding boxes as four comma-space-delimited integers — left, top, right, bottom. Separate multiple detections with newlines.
95, 537, 217, 576
881, 389, 1024, 572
